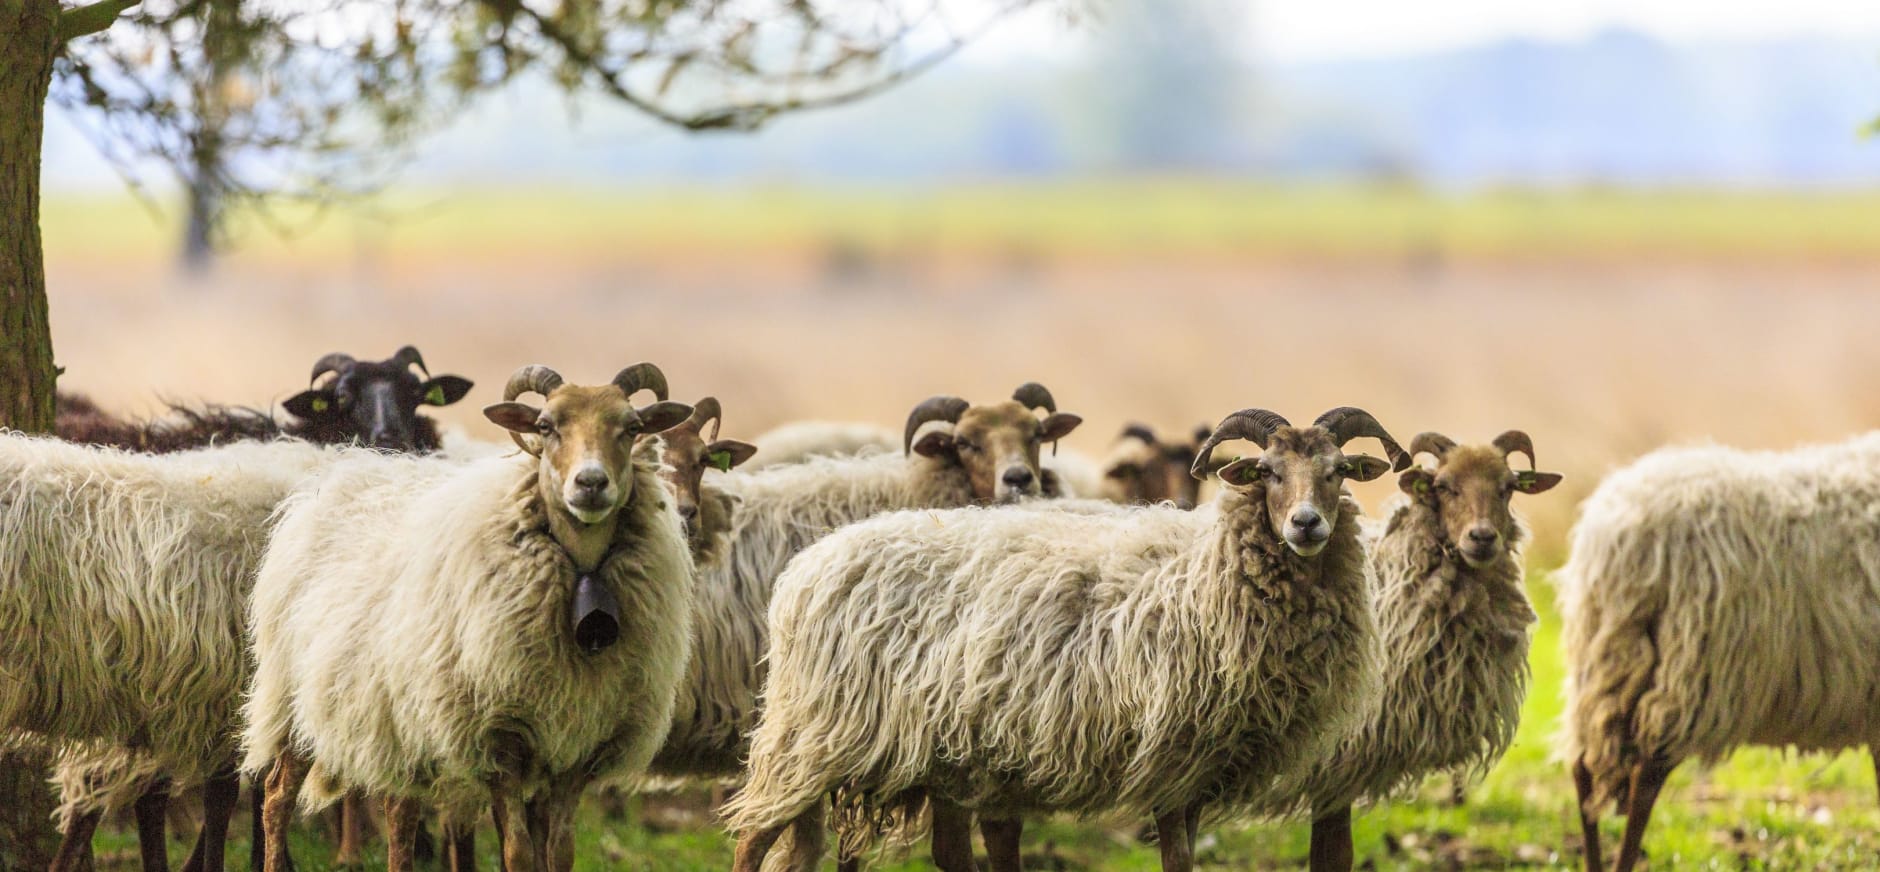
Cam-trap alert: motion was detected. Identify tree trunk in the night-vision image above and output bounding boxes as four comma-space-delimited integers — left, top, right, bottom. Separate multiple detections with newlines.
0, 1, 65, 866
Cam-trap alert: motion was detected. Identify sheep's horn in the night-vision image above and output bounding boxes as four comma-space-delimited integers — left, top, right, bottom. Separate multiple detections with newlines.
1119, 423, 1158, 445
1493, 430, 1538, 470
309, 353, 355, 386
1314, 407, 1411, 472
1409, 432, 1457, 463
388, 345, 430, 378
503, 365, 564, 402
903, 396, 970, 455
1012, 382, 1057, 414
1191, 409, 1290, 481
686, 396, 724, 441
612, 362, 670, 404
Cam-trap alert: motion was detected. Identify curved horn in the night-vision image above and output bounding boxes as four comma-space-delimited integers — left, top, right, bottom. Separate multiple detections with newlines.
1190, 408, 1290, 481
687, 396, 724, 441
1408, 432, 1457, 464
1011, 382, 1057, 414
1493, 430, 1538, 470
611, 362, 670, 404
903, 395, 970, 455
1314, 407, 1411, 472
308, 352, 355, 386
388, 345, 430, 378
503, 365, 564, 402
501, 365, 564, 453
1119, 423, 1158, 445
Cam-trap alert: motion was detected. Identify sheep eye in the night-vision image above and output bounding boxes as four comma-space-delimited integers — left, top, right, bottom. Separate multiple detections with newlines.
1324, 471, 1339, 483
536, 420, 555, 436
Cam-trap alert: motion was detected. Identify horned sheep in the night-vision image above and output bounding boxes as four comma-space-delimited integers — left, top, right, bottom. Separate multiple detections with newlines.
1557, 431, 1880, 872
241, 363, 695, 872
1259, 431, 1559, 872
724, 407, 1410, 872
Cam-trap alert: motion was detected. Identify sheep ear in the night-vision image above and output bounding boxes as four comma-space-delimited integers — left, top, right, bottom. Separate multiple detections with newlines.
1339, 455, 1391, 483
483, 402, 540, 434
1398, 468, 1435, 500
638, 402, 694, 435
283, 389, 338, 420
706, 440, 758, 472
1216, 457, 1261, 490
911, 430, 955, 459
1514, 470, 1563, 495
1039, 413, 1082, 443
420, 376, 474, 407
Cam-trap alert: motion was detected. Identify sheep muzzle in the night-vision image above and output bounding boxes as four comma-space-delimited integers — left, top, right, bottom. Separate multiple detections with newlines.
572, 574, 622, 654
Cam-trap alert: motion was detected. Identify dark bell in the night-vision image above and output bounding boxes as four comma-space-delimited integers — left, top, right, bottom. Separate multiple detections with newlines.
572, 573, 622, 654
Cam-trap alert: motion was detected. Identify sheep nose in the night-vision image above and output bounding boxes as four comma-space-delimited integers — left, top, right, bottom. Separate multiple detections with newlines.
677, 503, 698, 522
574, 468, 610, 491
1002, 467, 1035, 489
1468, 526, 1498, 544
1290, 508, 1323, 532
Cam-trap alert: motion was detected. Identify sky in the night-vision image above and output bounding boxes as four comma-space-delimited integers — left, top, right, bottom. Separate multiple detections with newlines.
964, 0, 1880, 64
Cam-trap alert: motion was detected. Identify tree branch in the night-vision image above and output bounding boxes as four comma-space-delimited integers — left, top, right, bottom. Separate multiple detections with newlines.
56, 0, 138, 42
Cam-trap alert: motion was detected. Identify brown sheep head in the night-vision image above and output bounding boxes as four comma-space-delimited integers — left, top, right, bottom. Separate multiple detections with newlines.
1397, 430, 1563, 568
903, 382, 1082, 504
658, 396, 758, 545
1193, 407, 1411, 556
283, 346, 473, 450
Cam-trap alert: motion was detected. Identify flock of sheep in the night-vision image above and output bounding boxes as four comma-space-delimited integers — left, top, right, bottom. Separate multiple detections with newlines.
1, 344, 1873, 872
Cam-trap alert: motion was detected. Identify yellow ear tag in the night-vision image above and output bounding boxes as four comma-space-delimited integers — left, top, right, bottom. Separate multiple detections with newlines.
311, 397, 329, 413
425, 385, 447, 405
708, 450, 733, 472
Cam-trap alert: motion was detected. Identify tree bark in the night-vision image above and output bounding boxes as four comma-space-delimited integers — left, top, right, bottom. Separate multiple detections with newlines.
0, 1, 66, 866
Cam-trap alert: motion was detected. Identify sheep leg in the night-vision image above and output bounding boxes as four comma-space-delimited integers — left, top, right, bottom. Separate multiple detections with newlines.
384, 796, 421, 872
49, 809, 103, 872
929, 798, 978, 872
773, 799, 824, 872
1153, 808, 1194, 872
489, 795, 508, 871
334, 794, 366, 868
134, 781, 171, 872
731, 821, 789, 872
1574, 756, 1604, 872
979, 817, 1022, 872
496, 790, 538, 872
1613, 757, 1672, 872
444, 819, 478, 872
261, 752, 309, 872
1307, 806, 1353, 872
524, 796, 556, 872
1183, 804, 1199, 856
180, 768, 241, 872
249, 782, 265, 872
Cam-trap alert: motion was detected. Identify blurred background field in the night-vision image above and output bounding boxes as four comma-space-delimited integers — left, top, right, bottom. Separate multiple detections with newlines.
41, 0, 1880, 867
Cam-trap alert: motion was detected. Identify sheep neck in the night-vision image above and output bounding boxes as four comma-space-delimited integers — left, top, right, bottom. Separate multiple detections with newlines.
545, 497, 621, 574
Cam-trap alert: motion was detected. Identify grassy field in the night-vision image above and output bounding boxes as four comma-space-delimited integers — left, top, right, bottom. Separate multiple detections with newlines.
49, 183, 1880, 869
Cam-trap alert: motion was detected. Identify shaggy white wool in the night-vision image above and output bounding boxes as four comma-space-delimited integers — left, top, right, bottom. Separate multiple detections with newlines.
742, 422, 897, 471
0, 435, 336, 804
1556, 432, 1880, 812
650, 450, 977, 778
721, 486, 1379, 846
240, 439, 693, 819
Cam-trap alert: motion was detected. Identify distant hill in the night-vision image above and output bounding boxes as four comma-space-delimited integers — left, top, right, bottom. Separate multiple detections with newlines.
44, 28, 1880, 189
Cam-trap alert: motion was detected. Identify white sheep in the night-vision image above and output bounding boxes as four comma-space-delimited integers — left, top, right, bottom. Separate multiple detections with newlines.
742, 420, 896, 470
723, 407, 1410, 872
241, 363, 696, 872
0, 434, 337, 872
1257, 431, 1559, 872
1556, 430, 1880, 872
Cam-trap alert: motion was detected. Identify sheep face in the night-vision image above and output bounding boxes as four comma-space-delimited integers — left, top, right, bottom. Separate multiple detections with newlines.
486, 385, 692, 526
914, 400, 1082, 504
1102, 426, 1177, 505
1217, 427, 1391, 557
1399, 438, 1562, 568
283, 347, 472, 450
658, 398, 757, 542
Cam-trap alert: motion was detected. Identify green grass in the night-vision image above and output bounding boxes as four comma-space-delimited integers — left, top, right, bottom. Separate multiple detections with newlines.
89, 574, 1880, 870
43, 183, 1880, 264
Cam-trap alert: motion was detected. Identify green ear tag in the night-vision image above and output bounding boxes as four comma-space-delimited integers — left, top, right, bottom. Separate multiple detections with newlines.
1415, 479, 1429, 494
1516, 471, 1536, 487
425, 385, 447, 405
708, 450, 733, 472
311, 398, 329, 413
